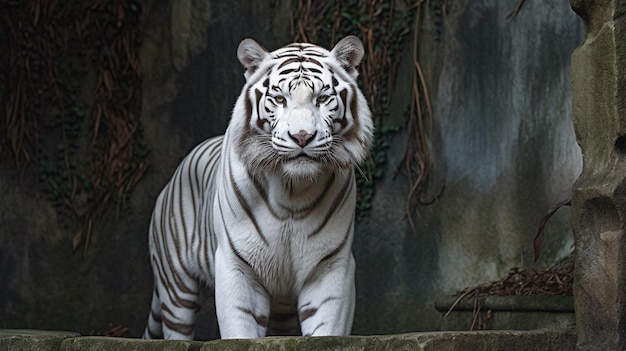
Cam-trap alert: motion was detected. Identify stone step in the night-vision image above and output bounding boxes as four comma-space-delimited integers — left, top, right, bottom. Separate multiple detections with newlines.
0, 330, 79, 351
0, 328, 576, 351
435, 295, 575, 331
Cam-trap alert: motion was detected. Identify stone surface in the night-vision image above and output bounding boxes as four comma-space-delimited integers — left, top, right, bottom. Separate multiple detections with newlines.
0, 330, 80, 351
61, 336, 204, 351
200, 330, 576, 351
569, 0, 626, 350
0, 329, 577, 351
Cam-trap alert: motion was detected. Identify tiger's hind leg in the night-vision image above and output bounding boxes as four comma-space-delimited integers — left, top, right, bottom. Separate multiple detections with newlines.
143, 288, 163, 339
145, 235, 201, 340
156, 272, 201, 340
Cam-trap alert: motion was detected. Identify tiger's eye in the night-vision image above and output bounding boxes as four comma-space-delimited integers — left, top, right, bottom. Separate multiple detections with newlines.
274, 95, 286, 104
317, 95, 330, 104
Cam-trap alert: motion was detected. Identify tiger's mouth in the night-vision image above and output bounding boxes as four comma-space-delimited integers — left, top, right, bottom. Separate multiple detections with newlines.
287, 153, 316, 161
283, 152, 325, 167
280, 153, 326, 178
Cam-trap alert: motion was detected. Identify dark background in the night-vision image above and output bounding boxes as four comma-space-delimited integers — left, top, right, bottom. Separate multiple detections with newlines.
0, 0, 582, 338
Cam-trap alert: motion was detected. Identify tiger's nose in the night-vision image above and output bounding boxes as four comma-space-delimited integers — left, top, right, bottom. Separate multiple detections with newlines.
289, 130, 316, 147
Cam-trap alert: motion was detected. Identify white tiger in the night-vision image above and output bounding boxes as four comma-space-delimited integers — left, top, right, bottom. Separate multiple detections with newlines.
143, 36, 374, 340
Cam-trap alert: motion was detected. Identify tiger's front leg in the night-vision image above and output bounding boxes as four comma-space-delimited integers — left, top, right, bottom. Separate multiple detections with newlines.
214, 246, 270, 339
298, 254, 356, 336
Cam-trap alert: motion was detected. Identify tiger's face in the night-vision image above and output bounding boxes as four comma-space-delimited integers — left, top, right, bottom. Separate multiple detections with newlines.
234, 36, 373, 179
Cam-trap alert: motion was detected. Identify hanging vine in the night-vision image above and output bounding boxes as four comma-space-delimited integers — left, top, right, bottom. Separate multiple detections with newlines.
0, 0, 147, 251
404, 0, 441, 226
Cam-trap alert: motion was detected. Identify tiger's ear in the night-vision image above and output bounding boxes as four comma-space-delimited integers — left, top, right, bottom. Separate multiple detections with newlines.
237, 38, 269, 80
330, 36, 364, 76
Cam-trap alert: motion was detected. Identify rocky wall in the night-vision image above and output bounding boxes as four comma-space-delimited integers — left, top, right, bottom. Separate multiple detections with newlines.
354, 0, 582, 333
569, 0, 626, 349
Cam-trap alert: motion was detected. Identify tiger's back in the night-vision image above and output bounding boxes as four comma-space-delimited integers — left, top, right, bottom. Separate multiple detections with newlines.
145, 36, 373, 340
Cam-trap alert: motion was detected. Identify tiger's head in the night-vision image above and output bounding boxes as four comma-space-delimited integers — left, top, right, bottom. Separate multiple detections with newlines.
233, 36, 374, 179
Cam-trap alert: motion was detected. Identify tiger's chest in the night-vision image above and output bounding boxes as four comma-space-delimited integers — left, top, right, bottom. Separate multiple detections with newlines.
250, 220, 321, 296
213, 169, 356, 296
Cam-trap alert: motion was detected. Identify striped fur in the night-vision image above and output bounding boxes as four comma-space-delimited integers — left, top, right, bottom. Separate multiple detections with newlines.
144, 36, 373, 340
